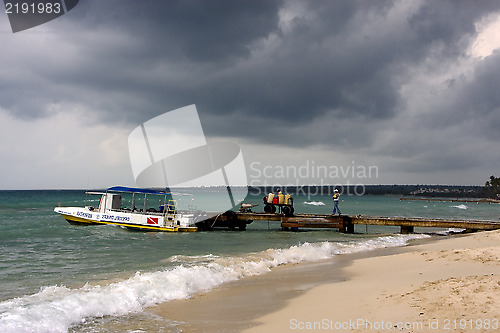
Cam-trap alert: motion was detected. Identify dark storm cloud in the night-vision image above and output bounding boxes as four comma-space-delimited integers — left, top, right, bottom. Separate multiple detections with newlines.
373, 48, 500, 175
70, 0, 282, 63
0, 0, 283, 121
454, 51, 500, 140
197, 0, 500, 149
2, 0, 500, 150
400, 50, 500, 143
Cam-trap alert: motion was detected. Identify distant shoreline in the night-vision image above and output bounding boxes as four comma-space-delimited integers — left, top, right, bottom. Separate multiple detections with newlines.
247, 185, 490, 198
400, 197, 500, 204
0, 185, 493, 199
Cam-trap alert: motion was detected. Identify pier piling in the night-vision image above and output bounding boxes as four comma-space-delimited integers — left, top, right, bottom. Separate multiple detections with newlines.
400, 225, 414, 234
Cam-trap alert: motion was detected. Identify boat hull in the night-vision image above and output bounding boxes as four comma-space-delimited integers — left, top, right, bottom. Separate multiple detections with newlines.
54, 207, 198, 232
62, 214, 100, 226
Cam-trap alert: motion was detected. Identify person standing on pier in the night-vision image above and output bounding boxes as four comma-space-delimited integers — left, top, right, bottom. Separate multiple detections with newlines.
332, 189, 341, 215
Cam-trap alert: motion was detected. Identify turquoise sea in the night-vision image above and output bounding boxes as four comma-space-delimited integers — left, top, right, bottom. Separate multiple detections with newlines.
0, 189, 498, 332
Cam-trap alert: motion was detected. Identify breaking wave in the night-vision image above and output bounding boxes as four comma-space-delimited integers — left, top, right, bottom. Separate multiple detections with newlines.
0, 234, 430, 333
304, 201, 325, 206
451, 204, 468, 210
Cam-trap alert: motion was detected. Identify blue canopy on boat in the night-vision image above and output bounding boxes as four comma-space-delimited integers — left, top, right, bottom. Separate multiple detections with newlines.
107, 186, 170, 195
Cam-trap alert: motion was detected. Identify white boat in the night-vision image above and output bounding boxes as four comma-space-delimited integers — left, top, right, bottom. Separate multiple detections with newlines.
54, 186, 203, 232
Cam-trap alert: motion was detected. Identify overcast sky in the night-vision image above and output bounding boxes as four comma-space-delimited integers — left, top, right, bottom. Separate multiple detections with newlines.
1, 0, 500, 190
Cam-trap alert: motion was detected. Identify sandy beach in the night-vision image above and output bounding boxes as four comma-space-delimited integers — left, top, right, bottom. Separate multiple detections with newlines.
150, 230, 500, 333
244, 230, 500, 333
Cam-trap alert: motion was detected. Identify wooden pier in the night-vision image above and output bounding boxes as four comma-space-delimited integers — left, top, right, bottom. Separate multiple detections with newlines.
207, 212, 500, 234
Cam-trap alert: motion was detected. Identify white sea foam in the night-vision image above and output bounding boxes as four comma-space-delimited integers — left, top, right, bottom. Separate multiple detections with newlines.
304, 201, 325, 206
451, 204, 468, 210
436, 228, 466, 236
165, 253, 220, 264
0, 234, 430, 333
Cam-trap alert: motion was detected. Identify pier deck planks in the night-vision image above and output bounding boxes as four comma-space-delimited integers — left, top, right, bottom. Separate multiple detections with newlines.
211, 212, 500, 233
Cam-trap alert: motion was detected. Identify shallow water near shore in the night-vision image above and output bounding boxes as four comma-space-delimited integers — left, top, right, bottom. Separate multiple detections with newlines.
0, 190, 498, 332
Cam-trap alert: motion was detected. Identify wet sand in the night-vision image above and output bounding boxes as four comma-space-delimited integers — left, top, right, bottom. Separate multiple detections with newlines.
244, 230, 500, 333
148, 242, 420, 332
147, 231, 500, 332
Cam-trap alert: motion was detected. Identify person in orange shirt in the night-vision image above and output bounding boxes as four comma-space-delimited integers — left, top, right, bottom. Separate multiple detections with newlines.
332, 189, 341, 215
